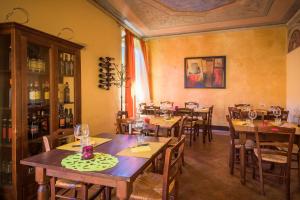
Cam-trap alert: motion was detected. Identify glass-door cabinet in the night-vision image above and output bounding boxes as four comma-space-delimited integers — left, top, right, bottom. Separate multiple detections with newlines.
0, 22, 83, 200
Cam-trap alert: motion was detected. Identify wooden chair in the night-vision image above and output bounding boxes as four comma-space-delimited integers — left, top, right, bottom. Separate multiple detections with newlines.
42, 136, 104, 200
143, 124, 160, 137
228, 107, 242, 119
193, 111, 209, 144
130, 135, 185, 200
207, 106, 214, 141
160, 101, 174, 107
252, 126, 296, 199
235, 104, 250, 108
176, 108, 194, 146
226, 115, 255, 175
185, 102, 199, 109
144, 105, 160, 115
266, 110, 289, 121
139, 103, 147, 114
117, 110, 128, 119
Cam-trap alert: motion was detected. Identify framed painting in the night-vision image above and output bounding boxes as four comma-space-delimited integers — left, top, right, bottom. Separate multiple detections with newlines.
184, 56, 226, 89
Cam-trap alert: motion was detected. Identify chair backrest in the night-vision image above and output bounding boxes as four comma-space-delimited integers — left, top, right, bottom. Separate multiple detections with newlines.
143, 124, 160, 137
208, 106, 213, 126
176, 116, 187, 140
228, 107, 242, 119
254, 126, 296, 168
116, 118, 130, 134
266, 110, 289, 121
235, 104, 250, 108
117, 111, 128, 119
43, 136, 53, 152
226, 115, 238, 140
162, 135, 185, 200
144, 105, 160, 115
185, 102, 199, 109
175, 108, 193, 117
160, 101, 174, 107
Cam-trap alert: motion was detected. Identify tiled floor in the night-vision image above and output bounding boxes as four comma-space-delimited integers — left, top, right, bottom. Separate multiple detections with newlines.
178, 131, 300, 200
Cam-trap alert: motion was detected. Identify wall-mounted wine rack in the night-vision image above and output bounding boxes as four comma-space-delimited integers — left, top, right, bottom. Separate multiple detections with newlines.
98, 57, 116, 90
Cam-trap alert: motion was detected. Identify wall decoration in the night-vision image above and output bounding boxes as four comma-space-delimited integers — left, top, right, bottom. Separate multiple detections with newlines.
184, 56, 226, 89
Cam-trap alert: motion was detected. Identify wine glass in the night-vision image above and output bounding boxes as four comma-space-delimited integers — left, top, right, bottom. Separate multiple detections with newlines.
273, 107, 282, 125
248, 110, 257, 124
74, 124, 90, 150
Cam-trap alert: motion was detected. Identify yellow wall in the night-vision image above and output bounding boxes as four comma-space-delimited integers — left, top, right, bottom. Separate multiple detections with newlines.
148, 26, 287, 126
0, 0, 121, 134
287, 47, 300, 123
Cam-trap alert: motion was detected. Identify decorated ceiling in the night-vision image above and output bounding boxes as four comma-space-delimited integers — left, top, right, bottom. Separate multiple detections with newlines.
91, 0, 300, 38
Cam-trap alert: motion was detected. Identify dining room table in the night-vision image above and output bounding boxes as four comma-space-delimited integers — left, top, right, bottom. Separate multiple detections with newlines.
232, 119, 300, 185
20, 133, 171, 200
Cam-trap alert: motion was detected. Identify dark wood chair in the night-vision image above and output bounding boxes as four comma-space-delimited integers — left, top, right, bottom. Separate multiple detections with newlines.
176, 108, 194, 146
226, 115, 255, 175
185, 102, 199, 109
42, 136, 104, 200
235, 104, 250, 108
160, 101, 174, 107
228, 107, 242, 119
139, 103, 147, 114
143, 124, 160, 137
144, 105, 160, 115
117, 110, 128, 119
130, 135, 185, 200
193, 111, 209, 143
252, 126, 296, 199
266, 110, 289, 121
207, 106, 214, 141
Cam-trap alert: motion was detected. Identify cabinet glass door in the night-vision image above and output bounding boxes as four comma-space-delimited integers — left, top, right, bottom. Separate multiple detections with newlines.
57, 51, 75, 130
0, 34, 12, 186
26, 43, 50, 156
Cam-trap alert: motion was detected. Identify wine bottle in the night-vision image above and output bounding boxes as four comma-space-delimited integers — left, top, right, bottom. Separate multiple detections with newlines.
29, 114, 39, 139
8, 118, 12, 144
43, 81, 50, 104
29, 83, 35, 105
68, 108, 74, 128
59, 105, 66, 129
2, 118, 7, 144
64, 82, 70, 103
65, 108, 70, 128
40, 110, 48, 132
34, 81, 41, 104
69, 55, 74, 76
64, 54, 70, 76
60, 53, 64, 76
9, 79, 12, 108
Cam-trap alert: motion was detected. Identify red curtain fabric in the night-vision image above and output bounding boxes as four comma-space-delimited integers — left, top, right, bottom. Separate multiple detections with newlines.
140, 40, 151, 99
125, 29, 136, 117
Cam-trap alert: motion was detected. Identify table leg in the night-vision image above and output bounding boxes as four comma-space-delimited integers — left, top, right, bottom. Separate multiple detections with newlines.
239, 132, 247, 185
35, 167, 48, 200
116, 181, 132, 200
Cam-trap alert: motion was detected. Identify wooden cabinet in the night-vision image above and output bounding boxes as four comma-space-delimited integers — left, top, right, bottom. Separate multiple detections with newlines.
0, 22, 83, 200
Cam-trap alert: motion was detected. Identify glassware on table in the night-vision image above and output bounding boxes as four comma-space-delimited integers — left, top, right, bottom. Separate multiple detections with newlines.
248, 110, 257, 124
273, 107, 282, 125
74, 124, 90, 152
133, 119, 145, 146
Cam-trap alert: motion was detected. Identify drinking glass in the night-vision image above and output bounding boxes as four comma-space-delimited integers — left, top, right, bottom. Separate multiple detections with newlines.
248, 110, 257, 124
273, 108, 282, 125
133, 119, 145, 145
74, 124, 90, 152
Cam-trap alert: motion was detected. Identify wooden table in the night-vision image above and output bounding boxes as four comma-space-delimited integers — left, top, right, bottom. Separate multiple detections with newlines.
232, 120, 300, 185
20, 133, 171, 200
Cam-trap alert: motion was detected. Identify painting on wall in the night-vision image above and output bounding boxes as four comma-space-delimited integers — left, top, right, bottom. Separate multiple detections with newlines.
184, 56, 226, 89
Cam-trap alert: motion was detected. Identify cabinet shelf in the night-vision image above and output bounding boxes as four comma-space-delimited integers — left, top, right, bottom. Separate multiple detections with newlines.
0, 107, 11, 111
0, 143, 12, 148
27, 71, 49, 76
28, 104, 50, 110
59, 102, 74, 105
0, 69, 11, 73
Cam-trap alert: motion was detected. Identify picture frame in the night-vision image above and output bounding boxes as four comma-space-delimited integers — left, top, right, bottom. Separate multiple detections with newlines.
184, 56, 226, 89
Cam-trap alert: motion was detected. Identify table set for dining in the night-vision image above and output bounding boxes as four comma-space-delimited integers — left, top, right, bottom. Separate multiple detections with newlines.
21, 132, 172, 200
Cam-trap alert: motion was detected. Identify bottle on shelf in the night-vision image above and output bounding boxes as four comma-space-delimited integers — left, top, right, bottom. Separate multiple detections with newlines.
2, 118, 7, 144
8, 118, 12, 144
59, 105, 66, 129
60, 53, 64, 76
6, 161, 12, 185
64, 82, 70, 103
1, 160, 7, 184
64, 53, 70, 76
29, 113, 39, 139
34, 81, 41, 105
65, 108, 70, 127
29, 83, 35, 105
43, 81, 50, 105
68, 108, 74, 128
69, 55, 74, 76
36, 56, 43, 73
9, 79, 12, 108
40, 109, 49, 132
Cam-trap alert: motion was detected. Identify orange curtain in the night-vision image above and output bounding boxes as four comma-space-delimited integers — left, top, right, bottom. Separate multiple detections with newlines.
125, 29, 136, 117
140, 40, 151, 99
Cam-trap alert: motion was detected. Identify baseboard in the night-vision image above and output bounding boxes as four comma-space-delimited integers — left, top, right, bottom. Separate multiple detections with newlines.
212, 125, 229, 131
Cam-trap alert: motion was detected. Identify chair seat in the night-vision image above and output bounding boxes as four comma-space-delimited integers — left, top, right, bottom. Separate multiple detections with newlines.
254, 148, 287, 164
274, 142, 299, 154
56, 179, 83, 189
130, 173, 174, 200
232, 139, 255, 149
168, 137, 178, 146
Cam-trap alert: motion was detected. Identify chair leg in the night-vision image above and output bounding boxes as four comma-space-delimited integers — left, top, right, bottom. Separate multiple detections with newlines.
258, 160, 265, 195
285, 165, 291, 200
50, 177, 56, 200
105, 187, 112, 200
189, 131, 192, 147
229, 144, 234, 175
80, 184, 88, 200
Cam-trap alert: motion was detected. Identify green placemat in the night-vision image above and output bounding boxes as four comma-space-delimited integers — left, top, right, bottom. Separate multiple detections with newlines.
61, 153, 119, 172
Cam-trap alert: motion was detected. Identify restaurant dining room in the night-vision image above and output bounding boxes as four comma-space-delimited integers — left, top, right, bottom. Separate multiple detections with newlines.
1, 0, 300, 200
